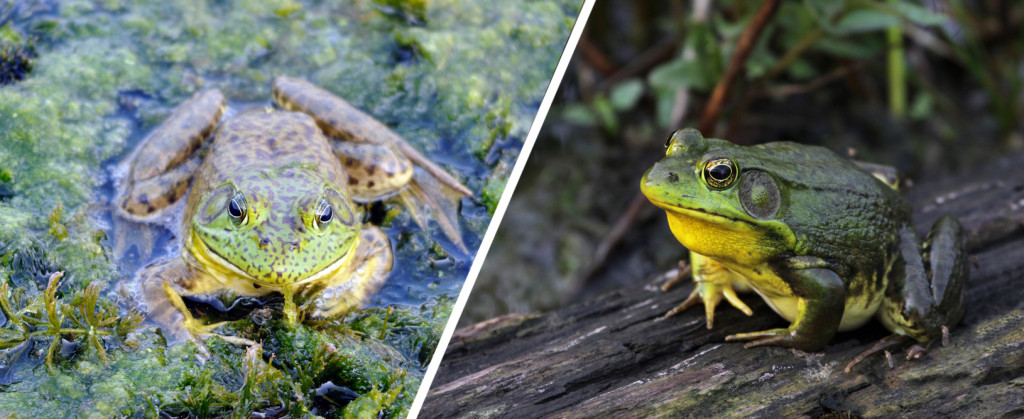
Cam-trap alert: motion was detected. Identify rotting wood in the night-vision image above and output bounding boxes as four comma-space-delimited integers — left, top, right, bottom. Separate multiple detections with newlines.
422, 151, 1024, 418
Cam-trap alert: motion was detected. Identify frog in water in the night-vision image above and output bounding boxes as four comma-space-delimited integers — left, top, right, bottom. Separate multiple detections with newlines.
640, 129, 967, 370
117, 76, 471, 344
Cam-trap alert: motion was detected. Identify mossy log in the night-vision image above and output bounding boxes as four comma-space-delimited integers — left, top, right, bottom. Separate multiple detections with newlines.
422, 152, 1024, 417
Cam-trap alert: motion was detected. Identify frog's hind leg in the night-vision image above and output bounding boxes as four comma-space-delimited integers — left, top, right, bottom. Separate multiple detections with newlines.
852, 218, 968, 371
272, 76, 471, 251
118, 89, 226, 220
852, 161, 901, 190
301, 226, 393, 318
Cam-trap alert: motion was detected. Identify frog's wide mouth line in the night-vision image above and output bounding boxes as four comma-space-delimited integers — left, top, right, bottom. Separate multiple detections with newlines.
647, 199, 756, 227
190, 230, 357, 288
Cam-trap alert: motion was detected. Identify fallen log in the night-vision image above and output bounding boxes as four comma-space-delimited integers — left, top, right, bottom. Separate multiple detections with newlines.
422, 151, 1024, 417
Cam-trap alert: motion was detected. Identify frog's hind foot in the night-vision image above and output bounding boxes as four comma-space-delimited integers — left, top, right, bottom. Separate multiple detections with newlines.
398, 166, 470, 252
843, 330, 951, 373
844, 334, 911, 372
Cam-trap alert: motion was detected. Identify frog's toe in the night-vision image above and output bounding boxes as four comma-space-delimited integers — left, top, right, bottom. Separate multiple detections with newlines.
906, 343, 929, 360
182, 318, 258, 348
663, 289, 702, 319
721, 286, 753, 316
844, 334, 910, 372
725, 328, 791, 347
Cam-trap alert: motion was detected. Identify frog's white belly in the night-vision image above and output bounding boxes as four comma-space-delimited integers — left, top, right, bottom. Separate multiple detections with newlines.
736, 278, 886, 332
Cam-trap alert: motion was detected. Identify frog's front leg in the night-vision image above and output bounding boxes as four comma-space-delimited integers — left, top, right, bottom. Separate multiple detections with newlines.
299, 226, 393, 318
726, 258, 846, 351
271, 76, 472, 250
849, 218, 968, 370
137, 257, 255, 350
118, 89, 225, 220
664, 253, 754, 329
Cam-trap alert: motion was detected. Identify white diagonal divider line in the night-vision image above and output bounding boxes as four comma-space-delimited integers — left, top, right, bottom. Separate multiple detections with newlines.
408, 0, 596, 416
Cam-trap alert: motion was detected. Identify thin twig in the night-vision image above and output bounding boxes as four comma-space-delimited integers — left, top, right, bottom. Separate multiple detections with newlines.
578, 36, 618, 77
697, 0, 781, 136
593, 34, 681, 95
765, 63, 863, 98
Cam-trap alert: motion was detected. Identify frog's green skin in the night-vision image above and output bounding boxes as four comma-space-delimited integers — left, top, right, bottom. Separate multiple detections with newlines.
640, 129, 967, 360
118, 76, 470, 342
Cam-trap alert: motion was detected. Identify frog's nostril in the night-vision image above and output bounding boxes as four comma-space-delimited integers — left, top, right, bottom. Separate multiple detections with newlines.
668, 172, 679, 182
259, 238, 270, 249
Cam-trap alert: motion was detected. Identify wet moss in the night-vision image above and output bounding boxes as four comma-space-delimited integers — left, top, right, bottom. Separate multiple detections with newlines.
0, 24, 35, 85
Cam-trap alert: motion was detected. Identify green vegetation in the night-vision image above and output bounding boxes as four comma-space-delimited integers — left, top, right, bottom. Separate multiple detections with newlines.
0, 0, 578, 416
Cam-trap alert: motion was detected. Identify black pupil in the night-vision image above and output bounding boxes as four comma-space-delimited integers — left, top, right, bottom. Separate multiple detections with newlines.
709, 164, 732, 180
228, 198, 243, 218
319, 204, 332, 223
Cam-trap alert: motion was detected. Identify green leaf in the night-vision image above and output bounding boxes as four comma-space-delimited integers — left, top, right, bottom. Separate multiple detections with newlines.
560, 104, 596, 126
812, 36, 883, 58
592, 95, 618, 133
909, 92, 934, 120
890, 2, 946, 26
802, 0, 845, 22
834, 9, 900, 34
649, 58, 711, 91
609, 79, 644, 111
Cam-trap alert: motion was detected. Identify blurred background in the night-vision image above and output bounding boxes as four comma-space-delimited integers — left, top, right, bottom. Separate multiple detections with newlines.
458, 0, 1024, 327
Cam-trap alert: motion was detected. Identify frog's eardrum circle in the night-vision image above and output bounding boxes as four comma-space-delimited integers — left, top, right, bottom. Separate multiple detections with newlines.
196, 184, 234, 225
740, 170, 780, 219
324, 187, 355, 226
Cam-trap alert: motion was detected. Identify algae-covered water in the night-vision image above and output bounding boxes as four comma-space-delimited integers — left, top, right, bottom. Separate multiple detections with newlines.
0, 0, 580, 416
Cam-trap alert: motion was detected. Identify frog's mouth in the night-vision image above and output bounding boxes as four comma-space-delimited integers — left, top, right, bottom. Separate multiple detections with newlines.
646, 199, 756, 227
189, 229, 357, 288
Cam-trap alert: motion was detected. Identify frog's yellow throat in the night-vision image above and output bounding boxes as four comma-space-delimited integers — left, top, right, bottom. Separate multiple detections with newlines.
657, 203, 787, 266
186, 228, 359, 292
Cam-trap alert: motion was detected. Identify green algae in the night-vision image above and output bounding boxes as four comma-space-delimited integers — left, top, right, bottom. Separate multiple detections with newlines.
0, 0, 578, 415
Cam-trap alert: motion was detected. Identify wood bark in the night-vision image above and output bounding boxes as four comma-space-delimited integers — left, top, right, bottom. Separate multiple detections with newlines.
422, 152, 1024, 418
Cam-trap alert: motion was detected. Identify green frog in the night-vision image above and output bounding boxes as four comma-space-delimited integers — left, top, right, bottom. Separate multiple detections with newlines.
640, 129, 967, 370
117, 76, 471, 344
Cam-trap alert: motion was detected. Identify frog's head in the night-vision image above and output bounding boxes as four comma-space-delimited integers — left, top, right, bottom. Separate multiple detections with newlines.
640, 129, 795, 264
190, 166, 360, 286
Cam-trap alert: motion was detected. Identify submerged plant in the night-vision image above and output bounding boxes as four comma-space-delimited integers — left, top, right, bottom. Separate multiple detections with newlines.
0, 271, 144, 373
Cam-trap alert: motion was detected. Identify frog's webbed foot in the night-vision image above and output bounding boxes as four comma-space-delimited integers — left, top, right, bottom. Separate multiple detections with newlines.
663, 255, 752, 329
117, 89, 225, 221
138, 258, 256, 357
272, 76, 472, 251
398, 166, 470, 252
180, 316, 259, 354
665, 279, 754, 329
844, 326, 951, 372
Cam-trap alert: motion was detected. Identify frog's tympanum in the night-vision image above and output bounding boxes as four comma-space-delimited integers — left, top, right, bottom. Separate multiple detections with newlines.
641, 129, 967, 370
118, 76, 471, 344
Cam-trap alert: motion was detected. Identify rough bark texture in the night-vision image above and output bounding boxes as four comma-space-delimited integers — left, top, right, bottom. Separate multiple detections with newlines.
422, 152, 1024, 418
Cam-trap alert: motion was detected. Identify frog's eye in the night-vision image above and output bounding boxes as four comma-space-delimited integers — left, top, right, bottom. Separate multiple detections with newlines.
313, 198, 332, 232
702, 158, 738, 189
228, 193, 248, 227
